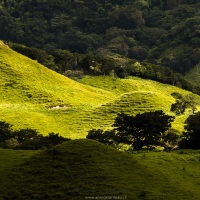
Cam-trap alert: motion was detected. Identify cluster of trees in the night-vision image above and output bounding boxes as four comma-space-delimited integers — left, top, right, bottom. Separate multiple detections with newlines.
0, 0, 200, 75
87, 110, 200, 151
7, 42, 200, 95
170, 92, 198, 115
180, 112, 200, 149
0, 121, 70, 150
87, 110, 176, 151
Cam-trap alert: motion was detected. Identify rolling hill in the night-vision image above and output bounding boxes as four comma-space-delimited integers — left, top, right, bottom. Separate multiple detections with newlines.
0, 41, 199, 137
78, 76, 200, 132
0, 41, 115, 137
0, 139, 199, 200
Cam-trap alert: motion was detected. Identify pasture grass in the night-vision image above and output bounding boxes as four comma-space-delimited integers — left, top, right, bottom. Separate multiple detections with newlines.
0, 42, 200, 138
0, 139, 199, 200
0, 148, 39, 199
78, 76, 200, 133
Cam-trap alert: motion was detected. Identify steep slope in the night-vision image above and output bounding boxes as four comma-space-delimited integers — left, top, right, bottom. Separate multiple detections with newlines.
0, 41, 116, 137
0, 41, 114, 105
0, 139, 199, 200
0, 41, 199, 137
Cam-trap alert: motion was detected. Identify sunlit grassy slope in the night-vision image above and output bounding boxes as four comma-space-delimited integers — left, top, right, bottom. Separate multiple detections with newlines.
0, 41, 116, 137
78, 76, 200, 132
0, 41, 199, 137
0, 139, 199, 200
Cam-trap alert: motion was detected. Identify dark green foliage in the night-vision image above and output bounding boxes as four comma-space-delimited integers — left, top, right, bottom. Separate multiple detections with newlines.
1, 0, 200, 94
127, 62, 180, 85
160, 47, 200, 74
87, 110, 175, 150
51, 49, 82, 72
114, 110, 174, 150
171, 101, 187, 115
170, 93, 198, 115
87, 129, 104, 141
87, 129, 118, 146
14, 128, 39, 143
162, 128, 180, 151
63, 70, 84, 79
0, 0, 200, 77
44, 133, 69, 147
135, 27, 167, 47
15, 132, 70, 150
0, 120, 69, 150
108, 5, 145, 29
180, 112, 200, 149
0, 121, 12, 144
128, 46, 148, 60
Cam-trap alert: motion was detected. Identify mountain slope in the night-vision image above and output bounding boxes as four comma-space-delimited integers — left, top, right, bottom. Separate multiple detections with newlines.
78, 76, 200, 132
0, 139, 199, 200
0, 41, 116, 137
0, 41, 114, 105
0, 41, 199, 137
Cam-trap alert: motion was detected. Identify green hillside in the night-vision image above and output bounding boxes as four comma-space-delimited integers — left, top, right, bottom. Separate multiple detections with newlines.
0, 41, 115, 137
78, 76, 200, 132
0, 139, 199, 200
0, 41, 199, 137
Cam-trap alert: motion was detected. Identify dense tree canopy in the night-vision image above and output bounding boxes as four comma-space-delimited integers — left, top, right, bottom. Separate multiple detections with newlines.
0, 0, 200, 76
0, 121, 69, 149
0, 121, 12, 143
113, 110, 174, 150
180, 112, 200, 149
86, 110, 175, 151
8, 41, 200, 95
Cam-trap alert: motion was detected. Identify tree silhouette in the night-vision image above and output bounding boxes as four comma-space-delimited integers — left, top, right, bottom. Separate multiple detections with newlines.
180, 112, 200, 149
0, 121, 12, 143
113, 110, 174, 150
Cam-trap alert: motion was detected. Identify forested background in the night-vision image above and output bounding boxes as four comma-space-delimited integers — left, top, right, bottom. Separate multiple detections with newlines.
0, 0, 200, 91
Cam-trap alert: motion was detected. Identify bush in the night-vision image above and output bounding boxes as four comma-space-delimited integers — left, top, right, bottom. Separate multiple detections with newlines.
86, 129, 118, 146
5, 138, 19, 149
0, 120, 70, 150
179, 112, 200, 149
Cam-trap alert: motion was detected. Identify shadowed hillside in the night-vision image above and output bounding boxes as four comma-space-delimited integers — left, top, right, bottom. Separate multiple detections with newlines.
0, 139, 199, 200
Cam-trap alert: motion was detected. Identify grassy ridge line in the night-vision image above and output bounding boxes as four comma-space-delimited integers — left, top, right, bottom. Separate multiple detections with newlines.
0, 42, 117, 136
0, 42, 115, 106
79, 76, 200, 132
0, 42, 200, 136
0, 139, 199, 199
